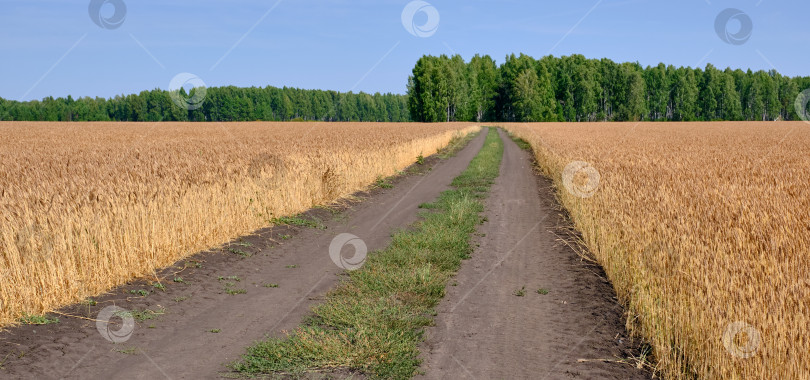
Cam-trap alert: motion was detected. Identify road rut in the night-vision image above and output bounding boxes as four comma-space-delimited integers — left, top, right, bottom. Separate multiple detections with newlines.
418, 129, 650, 379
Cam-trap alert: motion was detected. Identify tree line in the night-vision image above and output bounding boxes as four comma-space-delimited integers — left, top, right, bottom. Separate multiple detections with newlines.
0, 86, 411, 122
407, 53, 810, 122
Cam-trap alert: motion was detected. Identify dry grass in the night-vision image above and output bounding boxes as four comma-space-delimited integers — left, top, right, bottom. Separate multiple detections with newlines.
0, 121, 480, 327
499, 122, 809, 379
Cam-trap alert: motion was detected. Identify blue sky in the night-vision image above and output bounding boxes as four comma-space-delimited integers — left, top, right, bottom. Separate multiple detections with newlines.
1, 0, 807, 101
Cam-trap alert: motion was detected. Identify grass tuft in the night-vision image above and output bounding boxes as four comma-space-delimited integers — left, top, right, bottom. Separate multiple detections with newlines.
18, 313, 59, 325
231, 128, 503, 379
118, 307, 165, 322
270, 215, 325, 229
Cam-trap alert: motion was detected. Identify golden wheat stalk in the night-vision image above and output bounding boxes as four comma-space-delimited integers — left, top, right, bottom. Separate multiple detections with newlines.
499, 121, 809, 380
0, 122, 480, 328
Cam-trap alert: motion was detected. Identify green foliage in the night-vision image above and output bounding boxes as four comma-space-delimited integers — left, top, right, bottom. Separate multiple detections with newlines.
225, 288, 247, 295
121, 307, 165, 322
508, 135, 532, 151
18, 313, 59, 325
113, 347, 138, 355
228, 247, 250, 257
374, 176, 394, 189
9, 54, 803, 124
407, 53, 808, 122
0, 86, 410, 122
270, 215, 324, 229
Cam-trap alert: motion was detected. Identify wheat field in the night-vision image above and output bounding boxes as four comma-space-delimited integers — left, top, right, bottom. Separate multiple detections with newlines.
0, 122, 480, 327
500, 122, 809, 379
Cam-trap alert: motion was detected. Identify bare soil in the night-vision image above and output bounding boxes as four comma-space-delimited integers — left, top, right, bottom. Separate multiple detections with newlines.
417, 129, 652, 379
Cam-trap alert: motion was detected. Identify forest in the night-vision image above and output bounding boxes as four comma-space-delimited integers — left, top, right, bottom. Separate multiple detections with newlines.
0, 86, 411, 122
407, 53, 810, 122
3, 53, 808, 123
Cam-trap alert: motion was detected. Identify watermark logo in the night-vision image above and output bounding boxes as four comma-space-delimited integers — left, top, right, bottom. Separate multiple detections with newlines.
88, 0, 127, 30
402, 1, 440, 38
168, 73, 207, 111
329, 233, 367, 270
714, 8, 753, 45
722, 321, 761, 359
562, 161, 600, 198
96, 306, 135, 343
794, 89, 810, 123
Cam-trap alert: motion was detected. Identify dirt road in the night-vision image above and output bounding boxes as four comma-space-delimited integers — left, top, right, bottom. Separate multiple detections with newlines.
418, 129, 650, 379
0, 129, 649, 379
0, 133, 486, 379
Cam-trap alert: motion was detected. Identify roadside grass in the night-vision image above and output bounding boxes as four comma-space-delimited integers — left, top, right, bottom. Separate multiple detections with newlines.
18, 313, 59, 325
270, 215, 325, 230
113, 347, 138, 355
505, 131, 532, 151
134, 308, 165, 322
374, 176, 394, 189
438, 129, 479, 159
230, 128, 503, 379
119, 307, 166, 323
228, 247, 251, 257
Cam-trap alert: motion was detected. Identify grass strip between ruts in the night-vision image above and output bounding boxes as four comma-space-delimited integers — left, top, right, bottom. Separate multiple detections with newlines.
231, 127, 504, 379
